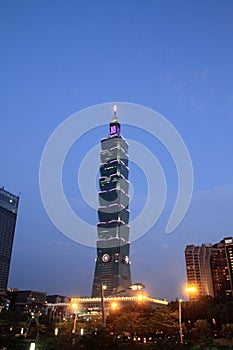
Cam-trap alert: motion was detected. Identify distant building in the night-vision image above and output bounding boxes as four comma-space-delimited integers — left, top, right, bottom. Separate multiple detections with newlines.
46, 294, 71, 319
185, 237, 233, 299
76, 295, 168, 318
92, 108, 132, 297
0, 187, 19, 290
47, 294, 70, 304
0, 290, 10, 311
7, 289, 46, 313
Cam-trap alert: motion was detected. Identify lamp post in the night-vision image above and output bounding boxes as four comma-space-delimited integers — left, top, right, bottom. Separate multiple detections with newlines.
110, 302, 118, 334
100, 283, 106, 328
185, 285, 198, 323
178, 299, 183, 345
111, 302, 118, 311
70, 298, 79, 334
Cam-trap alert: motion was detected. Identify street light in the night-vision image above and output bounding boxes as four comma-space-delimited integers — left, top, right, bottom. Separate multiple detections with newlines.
70, 298, 79, 334
185, 285, 198, 324
111, 302, 118, 310
100, 283, 107, 328
178, 299, 183, 345
137, 294, 147, 302
185, 286, 197, 293
137, 294, 144, 301
185, 285, 198, 300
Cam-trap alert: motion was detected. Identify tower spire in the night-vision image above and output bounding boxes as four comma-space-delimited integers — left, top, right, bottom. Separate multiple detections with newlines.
113, 104, 117, 117
112, 104, 118, 122
110, 104, 120, 135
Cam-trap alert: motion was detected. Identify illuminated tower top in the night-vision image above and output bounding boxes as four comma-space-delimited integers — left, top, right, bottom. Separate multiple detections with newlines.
109, 105, 120, 136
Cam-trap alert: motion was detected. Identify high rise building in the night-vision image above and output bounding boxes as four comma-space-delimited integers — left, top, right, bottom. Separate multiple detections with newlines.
185, 244, 214, 299
211, 237, 233, 297
224, 238, 233, 288
92, 107, 131, 297
0, 187, 19, 290
185, 237, 233, 299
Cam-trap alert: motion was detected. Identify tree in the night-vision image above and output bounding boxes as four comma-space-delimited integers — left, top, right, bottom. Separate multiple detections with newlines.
106, 304, 179, 340
192, 319, 213, 341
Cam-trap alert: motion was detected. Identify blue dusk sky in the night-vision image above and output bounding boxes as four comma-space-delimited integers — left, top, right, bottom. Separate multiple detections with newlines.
1, 0, 233, 301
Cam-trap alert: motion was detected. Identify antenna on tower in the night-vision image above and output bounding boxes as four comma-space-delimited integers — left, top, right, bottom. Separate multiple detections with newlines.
113, 104, 117, 117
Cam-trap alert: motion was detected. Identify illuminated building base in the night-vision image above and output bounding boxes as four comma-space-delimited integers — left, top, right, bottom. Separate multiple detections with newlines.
46, 295, 168, 319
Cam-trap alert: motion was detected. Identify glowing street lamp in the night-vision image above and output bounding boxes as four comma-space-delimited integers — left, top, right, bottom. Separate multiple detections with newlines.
178, 299, 183, 345
111, 302, 118, 310
100, 283, 107, 328
70, 298, 79, 334
136, 294, 146, 312
137, 294, 144, 301
185, 285, 198, 300
185, 286, 197, 294
185, 285, 198, 323
137, 293, 147, 302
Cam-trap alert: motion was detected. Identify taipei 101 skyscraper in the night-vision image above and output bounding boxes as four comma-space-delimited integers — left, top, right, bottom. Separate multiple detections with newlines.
92, 106, 132, 297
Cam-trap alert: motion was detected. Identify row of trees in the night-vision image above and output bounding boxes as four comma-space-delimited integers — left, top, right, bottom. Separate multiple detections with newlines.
0, 295, 232, 349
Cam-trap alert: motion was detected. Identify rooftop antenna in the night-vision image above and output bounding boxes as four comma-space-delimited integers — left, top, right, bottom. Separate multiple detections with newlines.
112, 104, 118, 122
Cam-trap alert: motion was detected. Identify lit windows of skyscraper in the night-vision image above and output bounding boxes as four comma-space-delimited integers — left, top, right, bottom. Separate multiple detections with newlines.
211, 237, 233, 297
224, 238, 233, 288
92, 107, 132, 297
0, 187, 19, 290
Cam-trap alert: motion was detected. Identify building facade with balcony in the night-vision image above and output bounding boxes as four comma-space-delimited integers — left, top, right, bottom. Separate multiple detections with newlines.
185, 237, 233, 299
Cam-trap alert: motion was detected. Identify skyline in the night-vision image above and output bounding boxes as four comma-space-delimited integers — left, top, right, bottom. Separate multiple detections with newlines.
1, 0, 233, 300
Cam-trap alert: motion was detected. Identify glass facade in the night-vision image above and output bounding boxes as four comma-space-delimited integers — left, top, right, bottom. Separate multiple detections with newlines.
92, 116, 132, 297
0, 187, 19, 290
